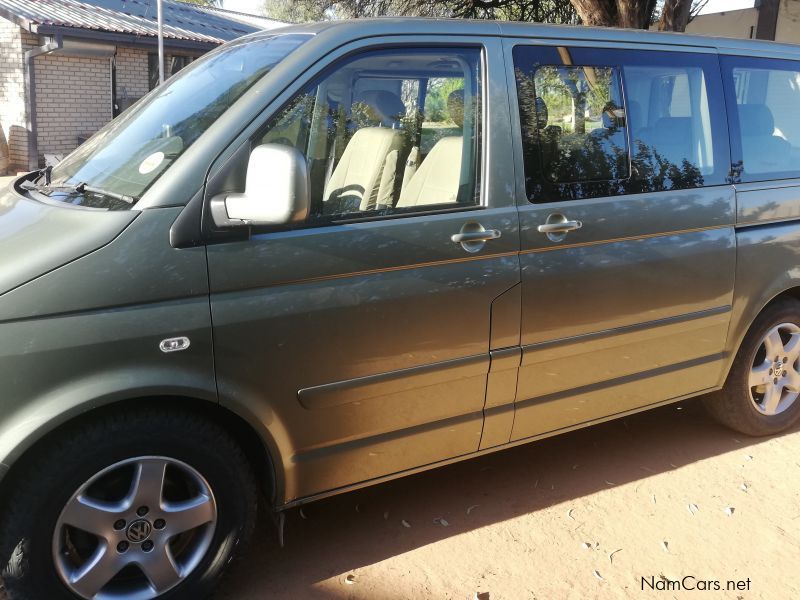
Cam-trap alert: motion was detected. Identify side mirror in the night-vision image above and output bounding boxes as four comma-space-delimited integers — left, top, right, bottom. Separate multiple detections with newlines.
210, 143, 310, 227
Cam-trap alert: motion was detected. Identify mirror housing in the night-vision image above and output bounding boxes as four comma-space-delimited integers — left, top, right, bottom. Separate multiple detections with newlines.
210, 143, 310, 227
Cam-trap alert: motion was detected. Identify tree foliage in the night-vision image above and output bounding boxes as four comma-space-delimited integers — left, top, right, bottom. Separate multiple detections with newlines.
180, 0, 221, 7
262, 0, 328, 22
263, 0, 578, 24
262, 0, 709, 31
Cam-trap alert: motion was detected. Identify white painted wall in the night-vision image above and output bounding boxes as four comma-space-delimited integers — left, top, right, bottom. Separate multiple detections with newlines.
685, 7, 758, 39
776, 0, 800, 44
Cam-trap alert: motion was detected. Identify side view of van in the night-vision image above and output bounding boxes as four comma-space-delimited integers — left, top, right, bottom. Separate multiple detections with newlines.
3, 18, 800, 600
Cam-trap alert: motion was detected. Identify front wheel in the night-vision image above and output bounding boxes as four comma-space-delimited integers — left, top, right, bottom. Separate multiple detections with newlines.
0, 408, 258, 600
705, 298, 800, 436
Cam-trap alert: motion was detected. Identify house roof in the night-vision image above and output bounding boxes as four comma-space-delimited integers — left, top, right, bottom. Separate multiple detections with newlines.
195, 4, 286, 31
0, 0, 285, 49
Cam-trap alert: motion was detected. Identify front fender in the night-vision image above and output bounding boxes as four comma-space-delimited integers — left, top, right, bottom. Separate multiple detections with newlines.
0, 206, 216, 482
0, 298, 217, 477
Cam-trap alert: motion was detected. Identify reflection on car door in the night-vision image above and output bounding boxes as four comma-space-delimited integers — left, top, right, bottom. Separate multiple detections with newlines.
507, 42, 736, 440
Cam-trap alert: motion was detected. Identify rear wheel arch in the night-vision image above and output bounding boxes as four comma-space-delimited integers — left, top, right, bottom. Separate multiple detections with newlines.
706, 296, 800, 435
723, 286, 800, 381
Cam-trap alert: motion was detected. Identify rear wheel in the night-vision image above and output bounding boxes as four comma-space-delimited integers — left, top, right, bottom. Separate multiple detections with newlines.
705, 299, 800, 436
0, 408, 258, 600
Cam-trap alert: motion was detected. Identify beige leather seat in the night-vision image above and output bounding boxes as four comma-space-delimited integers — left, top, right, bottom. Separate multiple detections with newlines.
323, 91, 406, 214
397, 90, 465, 208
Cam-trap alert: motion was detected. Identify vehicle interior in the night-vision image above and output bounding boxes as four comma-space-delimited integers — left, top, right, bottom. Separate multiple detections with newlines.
526, 63, 717, 186
623, 65, 716, 175
732, 66, 800, 175
260, 49, 482, 218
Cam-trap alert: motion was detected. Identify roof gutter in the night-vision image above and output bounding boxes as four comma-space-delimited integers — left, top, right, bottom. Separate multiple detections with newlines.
23, 33, 63, 172
33, 24, 220, 52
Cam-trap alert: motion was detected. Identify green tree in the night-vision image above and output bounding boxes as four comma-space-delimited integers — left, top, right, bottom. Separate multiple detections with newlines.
180, 0, 222, 6
264, 0, 709, 31
262, 0, 328, 22
262, 0, 578, 23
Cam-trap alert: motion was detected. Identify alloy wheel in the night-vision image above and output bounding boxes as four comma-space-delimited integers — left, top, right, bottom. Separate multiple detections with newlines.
748, 322, 800, 416
52, 456, 217, 600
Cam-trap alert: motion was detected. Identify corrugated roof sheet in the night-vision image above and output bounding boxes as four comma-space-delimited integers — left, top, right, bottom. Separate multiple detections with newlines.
195, 4, 286, 31
0, 0, 282, 45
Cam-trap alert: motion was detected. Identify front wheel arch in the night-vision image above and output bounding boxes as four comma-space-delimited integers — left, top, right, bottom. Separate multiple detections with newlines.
0, 405, 259, 600
0, 396, 279, 513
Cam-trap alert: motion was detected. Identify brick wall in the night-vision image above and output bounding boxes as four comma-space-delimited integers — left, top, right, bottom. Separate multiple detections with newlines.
115, 48, 200, 106
115, 47, 149, 106
0, 24, 207, 170
32, 52, 113, 161
0, 20, 32, 170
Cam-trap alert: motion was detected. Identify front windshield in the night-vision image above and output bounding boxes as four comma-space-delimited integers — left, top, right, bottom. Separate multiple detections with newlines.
39, 33, 309, 209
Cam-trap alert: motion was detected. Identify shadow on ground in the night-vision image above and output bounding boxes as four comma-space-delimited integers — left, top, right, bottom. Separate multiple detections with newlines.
220, 398, 795, 599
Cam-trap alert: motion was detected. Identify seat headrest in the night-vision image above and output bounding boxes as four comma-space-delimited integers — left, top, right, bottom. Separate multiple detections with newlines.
601, 101, 625, 129
447, 89, 465, 129
354, 90, 406, 127
738, 103, 775, 136
652, 117, 692, 141
626, 100, 644, 132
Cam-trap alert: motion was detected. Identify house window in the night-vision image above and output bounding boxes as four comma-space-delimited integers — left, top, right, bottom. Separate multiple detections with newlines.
148, 54, 195, 90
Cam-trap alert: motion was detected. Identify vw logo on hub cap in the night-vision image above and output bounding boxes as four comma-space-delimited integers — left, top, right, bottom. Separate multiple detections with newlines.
126, 519, 153, 543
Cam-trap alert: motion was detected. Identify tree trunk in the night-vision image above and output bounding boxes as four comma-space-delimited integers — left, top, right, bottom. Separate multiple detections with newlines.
657, 0, 693, 32
570, 0, 617, 27
570, 0, 658, 29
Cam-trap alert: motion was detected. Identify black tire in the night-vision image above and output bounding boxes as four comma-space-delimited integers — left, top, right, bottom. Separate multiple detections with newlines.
704, 298, 800, 436
0, 407, 258, 600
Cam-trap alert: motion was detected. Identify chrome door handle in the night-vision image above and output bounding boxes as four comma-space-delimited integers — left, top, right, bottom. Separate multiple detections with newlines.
537, 220, 582, 234
451, 229, 502, 244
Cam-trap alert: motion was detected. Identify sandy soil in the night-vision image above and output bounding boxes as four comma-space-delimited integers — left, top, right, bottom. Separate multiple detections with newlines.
2, 399, 798, 600
219, 400, 800, 600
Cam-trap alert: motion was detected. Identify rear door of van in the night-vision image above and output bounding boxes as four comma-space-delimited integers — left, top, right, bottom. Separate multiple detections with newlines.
503, 38, 737, 440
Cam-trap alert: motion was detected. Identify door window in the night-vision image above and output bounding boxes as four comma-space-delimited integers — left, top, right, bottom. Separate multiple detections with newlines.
513, 45, 728, 203
255, 47, 483, 222
722, 56, 800, 182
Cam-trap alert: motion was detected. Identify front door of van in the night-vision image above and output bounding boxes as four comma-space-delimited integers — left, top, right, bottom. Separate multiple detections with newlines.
506, 42, 736, 440
206, 41, 519, 502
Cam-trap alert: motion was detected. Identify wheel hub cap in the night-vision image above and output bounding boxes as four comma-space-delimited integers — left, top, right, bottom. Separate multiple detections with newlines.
126, 519, 152, 544
52, 456, 217, 600
748, 323, 800, 416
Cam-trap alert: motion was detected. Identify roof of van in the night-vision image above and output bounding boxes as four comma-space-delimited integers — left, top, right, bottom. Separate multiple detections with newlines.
260, 17, 800, 58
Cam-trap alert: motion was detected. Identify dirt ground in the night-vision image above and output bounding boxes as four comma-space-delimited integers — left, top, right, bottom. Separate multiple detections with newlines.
2, 400, 798, 600
218, 399, 800, 600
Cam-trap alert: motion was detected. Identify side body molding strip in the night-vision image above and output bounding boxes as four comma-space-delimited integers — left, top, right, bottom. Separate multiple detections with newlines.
297, 354, 489, 410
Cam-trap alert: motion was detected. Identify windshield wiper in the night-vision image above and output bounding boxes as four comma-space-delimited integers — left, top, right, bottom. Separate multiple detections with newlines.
81, 185, 137, 205
20, 179, 136, 204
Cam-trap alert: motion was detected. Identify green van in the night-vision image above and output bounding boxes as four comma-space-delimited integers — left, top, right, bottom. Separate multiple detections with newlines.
3, 18, 800, 600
